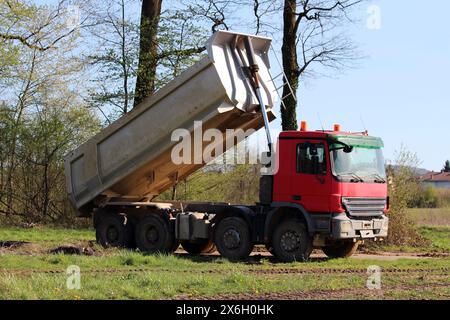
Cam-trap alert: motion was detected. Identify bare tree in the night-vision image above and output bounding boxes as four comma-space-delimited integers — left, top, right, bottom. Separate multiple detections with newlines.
0, 0, 87, 52
251, 0, 282, 35
86, 0, 139, 122
0, 0, 96, 222
280, 0, 362, 130
188, 1, 363, 130
156, 9, 208, 87
133, 0, 163, 107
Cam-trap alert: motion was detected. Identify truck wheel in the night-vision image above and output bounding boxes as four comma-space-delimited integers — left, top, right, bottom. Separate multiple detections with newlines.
171, 240, 180, 252
272, 219, 312, 262
96, 214, 133, 248
181, 240, 216, 255
135, 215, 175, 254
322, 241, 359, 258
214, 217, 253, 261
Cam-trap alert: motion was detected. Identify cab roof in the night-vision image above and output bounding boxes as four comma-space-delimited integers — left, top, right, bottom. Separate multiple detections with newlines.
279, 130, 384, 148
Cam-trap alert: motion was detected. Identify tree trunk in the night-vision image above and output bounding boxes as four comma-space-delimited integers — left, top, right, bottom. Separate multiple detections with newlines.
133, 0, 163, 108
120, 0, 129, 114
280, 0, 299, 131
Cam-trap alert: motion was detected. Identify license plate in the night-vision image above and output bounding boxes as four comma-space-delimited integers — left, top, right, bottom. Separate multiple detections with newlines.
363, 222, 372, 229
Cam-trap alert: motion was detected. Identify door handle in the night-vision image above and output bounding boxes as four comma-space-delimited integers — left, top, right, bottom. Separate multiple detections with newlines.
292, 195, 302, 201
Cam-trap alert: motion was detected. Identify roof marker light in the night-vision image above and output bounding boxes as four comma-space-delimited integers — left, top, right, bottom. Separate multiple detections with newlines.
300, 121, 307, 131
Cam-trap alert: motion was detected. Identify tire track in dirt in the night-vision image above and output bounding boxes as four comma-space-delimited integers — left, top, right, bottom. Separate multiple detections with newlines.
1, 267, 448, 276
176, 282, 450, 300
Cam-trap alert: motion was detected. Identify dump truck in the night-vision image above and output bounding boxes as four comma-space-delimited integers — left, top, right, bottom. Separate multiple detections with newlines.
65, 31, 389, 262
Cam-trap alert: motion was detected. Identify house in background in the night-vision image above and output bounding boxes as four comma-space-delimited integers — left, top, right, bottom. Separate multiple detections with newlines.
418, 171, 450, 189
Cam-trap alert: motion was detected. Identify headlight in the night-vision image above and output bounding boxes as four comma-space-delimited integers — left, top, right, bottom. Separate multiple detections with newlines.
341, 221, 353, 233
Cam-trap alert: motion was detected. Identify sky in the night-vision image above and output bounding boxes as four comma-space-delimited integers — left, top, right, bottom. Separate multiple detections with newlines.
268, 0, 450, 171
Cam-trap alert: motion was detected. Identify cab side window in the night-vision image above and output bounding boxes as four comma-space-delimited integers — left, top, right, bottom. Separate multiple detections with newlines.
296, 143, 327, 175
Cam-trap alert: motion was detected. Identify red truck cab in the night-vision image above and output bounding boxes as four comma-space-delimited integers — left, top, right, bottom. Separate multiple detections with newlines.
269, 126, 389, 248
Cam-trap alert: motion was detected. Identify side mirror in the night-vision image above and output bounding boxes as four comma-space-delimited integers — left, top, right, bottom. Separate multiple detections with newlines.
343, 145, 353, 153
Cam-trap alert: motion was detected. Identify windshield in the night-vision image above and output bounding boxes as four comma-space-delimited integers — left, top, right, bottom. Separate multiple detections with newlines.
330, 146, 386, 182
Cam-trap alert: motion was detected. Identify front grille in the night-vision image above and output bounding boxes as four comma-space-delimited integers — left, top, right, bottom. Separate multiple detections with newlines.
342, 197, 386, 217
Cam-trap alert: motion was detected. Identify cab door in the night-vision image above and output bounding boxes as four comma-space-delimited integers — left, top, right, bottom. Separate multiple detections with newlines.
290, 141, 332, 213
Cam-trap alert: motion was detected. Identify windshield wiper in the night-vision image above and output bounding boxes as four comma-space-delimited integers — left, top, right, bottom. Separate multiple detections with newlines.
339, 172, 364, 183
369, 173, 386, 183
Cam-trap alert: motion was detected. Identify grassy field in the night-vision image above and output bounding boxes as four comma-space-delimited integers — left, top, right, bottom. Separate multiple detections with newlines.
1, 253, 449, 300
0, 226, 449, 300
363, 208, 450, 254
365, 225, 450, 253
407, 208, 450, 227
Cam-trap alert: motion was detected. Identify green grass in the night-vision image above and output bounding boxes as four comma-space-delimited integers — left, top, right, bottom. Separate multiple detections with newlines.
418, 226, 450, 251
1, 226, 449, 299
0, 270, 367, 300
0, 226, 94, 247
0, 250, 448, 299
370, 225, 450, 253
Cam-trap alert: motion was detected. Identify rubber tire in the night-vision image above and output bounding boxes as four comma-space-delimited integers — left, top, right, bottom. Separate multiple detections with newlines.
135, 215, 175, 254
214, 217, 254, 261
171, 240, 180, 252
272, 219, 313, 262
181, 240, 216, 255
322, 241, 359, 258
96, 214, 133, 248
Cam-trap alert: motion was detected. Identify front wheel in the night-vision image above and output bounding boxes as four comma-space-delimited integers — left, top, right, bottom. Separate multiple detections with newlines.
214, 217, 253, 261
322, 241, 359, 258
272, 219, 312, 262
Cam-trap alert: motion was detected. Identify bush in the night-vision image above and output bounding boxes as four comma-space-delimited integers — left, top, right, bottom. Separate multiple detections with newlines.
384, 149, 429, 247
413, 185, 440, 208
409, 185, 450, 209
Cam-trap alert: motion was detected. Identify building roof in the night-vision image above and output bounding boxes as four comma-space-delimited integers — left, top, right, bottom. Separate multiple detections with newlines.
418, 171, 450, 182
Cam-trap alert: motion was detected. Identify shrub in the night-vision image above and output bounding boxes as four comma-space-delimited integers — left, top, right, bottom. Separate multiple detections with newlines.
384, 148, 429, 247
414, 185, 440, 208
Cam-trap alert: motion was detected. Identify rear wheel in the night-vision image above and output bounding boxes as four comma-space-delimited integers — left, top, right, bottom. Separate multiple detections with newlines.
272, 219, 312, 262
96, 214, 133, 248
135, 215, 175, 253
322, 241, 359, 258
171, 240, 180, 252
214, 217, 253, 260
181, 240, 216, 255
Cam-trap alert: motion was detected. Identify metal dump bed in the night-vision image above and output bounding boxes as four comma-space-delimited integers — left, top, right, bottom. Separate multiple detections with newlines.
64, 31, 277, 215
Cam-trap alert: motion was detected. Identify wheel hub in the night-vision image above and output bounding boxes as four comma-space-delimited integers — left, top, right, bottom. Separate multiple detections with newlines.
223, 228, 240, 249
280, 230, 300, 252
146, 227, 159, 243
106, 226, 119, 243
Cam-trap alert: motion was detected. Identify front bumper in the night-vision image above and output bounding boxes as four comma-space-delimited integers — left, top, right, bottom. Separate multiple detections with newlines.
331, 214, 389, 240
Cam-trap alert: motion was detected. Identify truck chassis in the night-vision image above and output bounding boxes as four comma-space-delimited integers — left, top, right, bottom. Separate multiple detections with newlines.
93, 200, 388, 262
